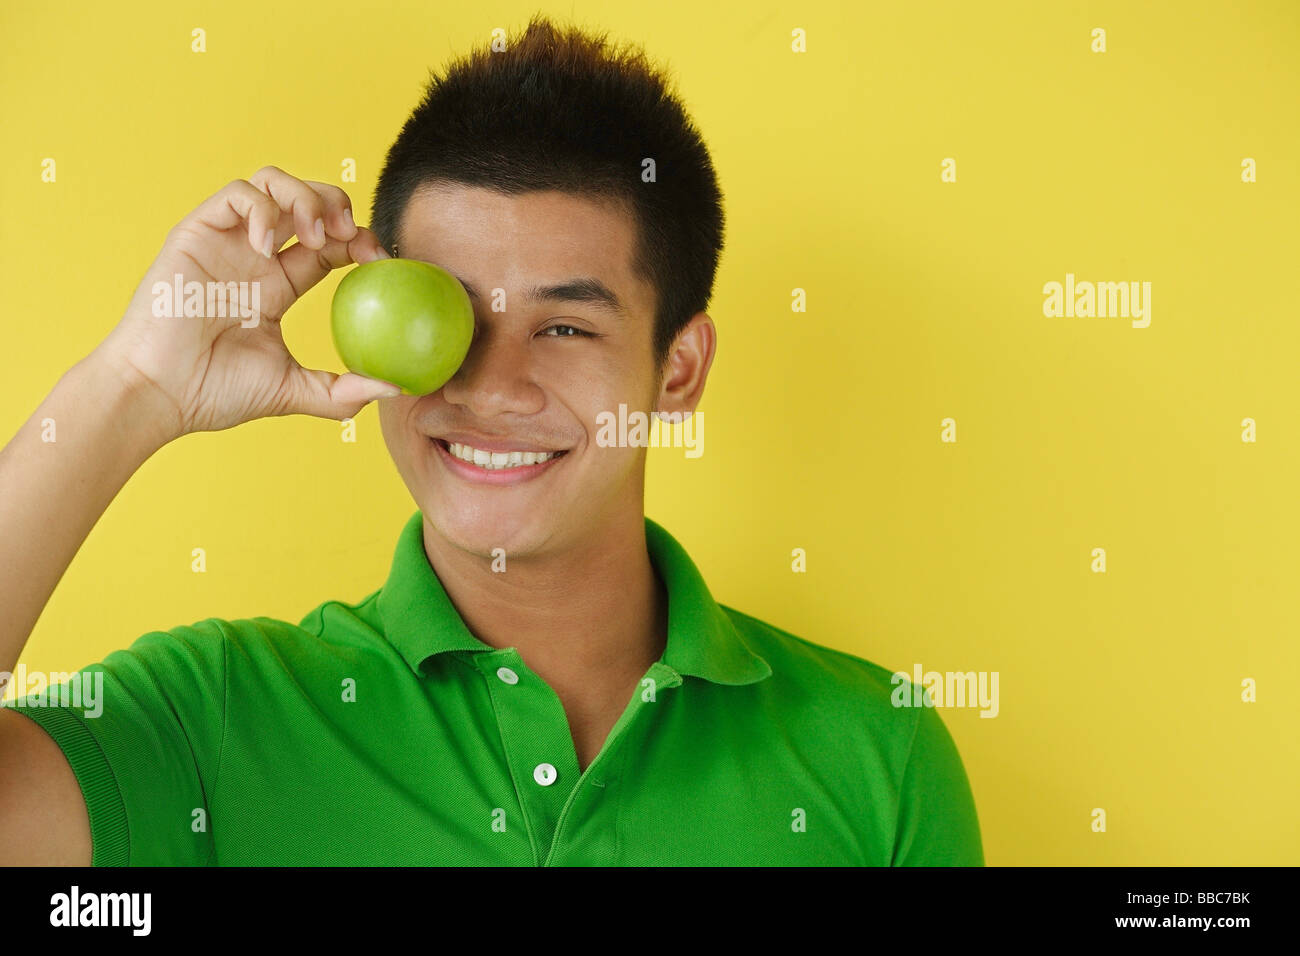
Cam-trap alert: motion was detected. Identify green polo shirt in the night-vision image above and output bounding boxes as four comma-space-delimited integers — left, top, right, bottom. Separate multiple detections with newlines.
10, 510, 983, 866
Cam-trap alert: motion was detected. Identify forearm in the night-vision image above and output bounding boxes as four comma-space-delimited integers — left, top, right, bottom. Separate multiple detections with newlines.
0, 352, 175, 675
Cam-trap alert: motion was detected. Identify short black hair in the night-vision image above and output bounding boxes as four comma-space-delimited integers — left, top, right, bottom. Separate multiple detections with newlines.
370, 13, 725, 375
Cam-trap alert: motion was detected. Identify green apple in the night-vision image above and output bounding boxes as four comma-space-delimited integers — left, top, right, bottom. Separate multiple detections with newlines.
330, 258, 474, 395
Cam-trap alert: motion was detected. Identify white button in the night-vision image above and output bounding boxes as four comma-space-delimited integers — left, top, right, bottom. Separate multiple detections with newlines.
496, 666, 519, 685
534, 763, 557, 786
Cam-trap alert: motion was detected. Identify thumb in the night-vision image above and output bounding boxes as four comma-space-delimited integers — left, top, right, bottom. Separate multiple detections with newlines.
280, 366, 403, 420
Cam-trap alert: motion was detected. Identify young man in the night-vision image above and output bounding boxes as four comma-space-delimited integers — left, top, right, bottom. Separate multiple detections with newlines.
0, 15, 983, 866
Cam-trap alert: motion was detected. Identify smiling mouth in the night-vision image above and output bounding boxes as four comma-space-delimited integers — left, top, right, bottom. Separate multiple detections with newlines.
435, 439, 569, 472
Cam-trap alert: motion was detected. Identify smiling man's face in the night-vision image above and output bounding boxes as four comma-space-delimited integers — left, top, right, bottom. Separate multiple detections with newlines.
379, 182, 666, 561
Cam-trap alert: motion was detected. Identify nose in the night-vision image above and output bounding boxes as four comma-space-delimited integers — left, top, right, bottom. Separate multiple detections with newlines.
438, 320, 545, 418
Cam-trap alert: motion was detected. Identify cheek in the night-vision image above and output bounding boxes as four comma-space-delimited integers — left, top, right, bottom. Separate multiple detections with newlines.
572, 371, 655, 426
377, 402, 395, 445
378, 400, 421, 472
587, 435, 647, 488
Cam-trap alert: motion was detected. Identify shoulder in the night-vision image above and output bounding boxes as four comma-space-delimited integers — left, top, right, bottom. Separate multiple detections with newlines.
720, 604, 984, 865
717, 603, 931, 769
720, 603, 910, 720
96, 617, 230, 685
110, 587, 390, 677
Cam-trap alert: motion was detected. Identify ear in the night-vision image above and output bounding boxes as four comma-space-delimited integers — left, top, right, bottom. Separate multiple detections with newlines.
654, 312, 716, 421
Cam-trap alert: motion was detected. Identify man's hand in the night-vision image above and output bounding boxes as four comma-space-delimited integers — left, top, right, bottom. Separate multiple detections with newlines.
93, 165, 400, 444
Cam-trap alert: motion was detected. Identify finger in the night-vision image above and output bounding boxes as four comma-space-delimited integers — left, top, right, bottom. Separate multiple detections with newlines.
280, 367, 402, 421
188, 179, 283, 259
248, 165, 328, 250
267, 181, 359, 254
277, 226, 390, 300
302, 181, 358, 243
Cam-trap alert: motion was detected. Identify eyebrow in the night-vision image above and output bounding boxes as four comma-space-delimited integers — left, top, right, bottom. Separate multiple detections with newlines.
452, 275, 628, 318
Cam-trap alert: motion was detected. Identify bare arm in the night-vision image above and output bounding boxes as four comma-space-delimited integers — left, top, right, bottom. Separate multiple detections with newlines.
0, 356, 173, 676
0, 357, 171, 866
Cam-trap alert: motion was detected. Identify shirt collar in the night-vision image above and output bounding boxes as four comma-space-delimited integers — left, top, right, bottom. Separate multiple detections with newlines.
376, 510, 772, 686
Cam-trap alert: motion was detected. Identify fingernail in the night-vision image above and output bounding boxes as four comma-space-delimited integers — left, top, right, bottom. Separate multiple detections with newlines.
313, 218, 325, 245
342, 207, 355, 230
262, 233, 274, 258
374, 244, 391, 259
373, 385, 403, 399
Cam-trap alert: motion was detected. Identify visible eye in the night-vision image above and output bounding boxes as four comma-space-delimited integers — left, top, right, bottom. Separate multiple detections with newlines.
541, 324, 594, 338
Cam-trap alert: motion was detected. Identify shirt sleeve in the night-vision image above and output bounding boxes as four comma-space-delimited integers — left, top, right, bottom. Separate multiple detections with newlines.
891, 703, 985, 866
6, 620, 227, 866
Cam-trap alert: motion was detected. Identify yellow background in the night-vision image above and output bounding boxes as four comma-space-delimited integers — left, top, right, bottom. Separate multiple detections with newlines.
2, 0, 1296, 865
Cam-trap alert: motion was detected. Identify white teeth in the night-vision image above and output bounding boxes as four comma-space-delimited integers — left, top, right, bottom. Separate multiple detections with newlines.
445, 441, 559, 470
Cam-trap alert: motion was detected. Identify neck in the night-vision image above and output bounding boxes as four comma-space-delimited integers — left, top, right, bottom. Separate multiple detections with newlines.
421, 510, 669, 697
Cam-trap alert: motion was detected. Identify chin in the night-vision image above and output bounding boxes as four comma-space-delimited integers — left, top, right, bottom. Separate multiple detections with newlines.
424, 501, 558, 561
